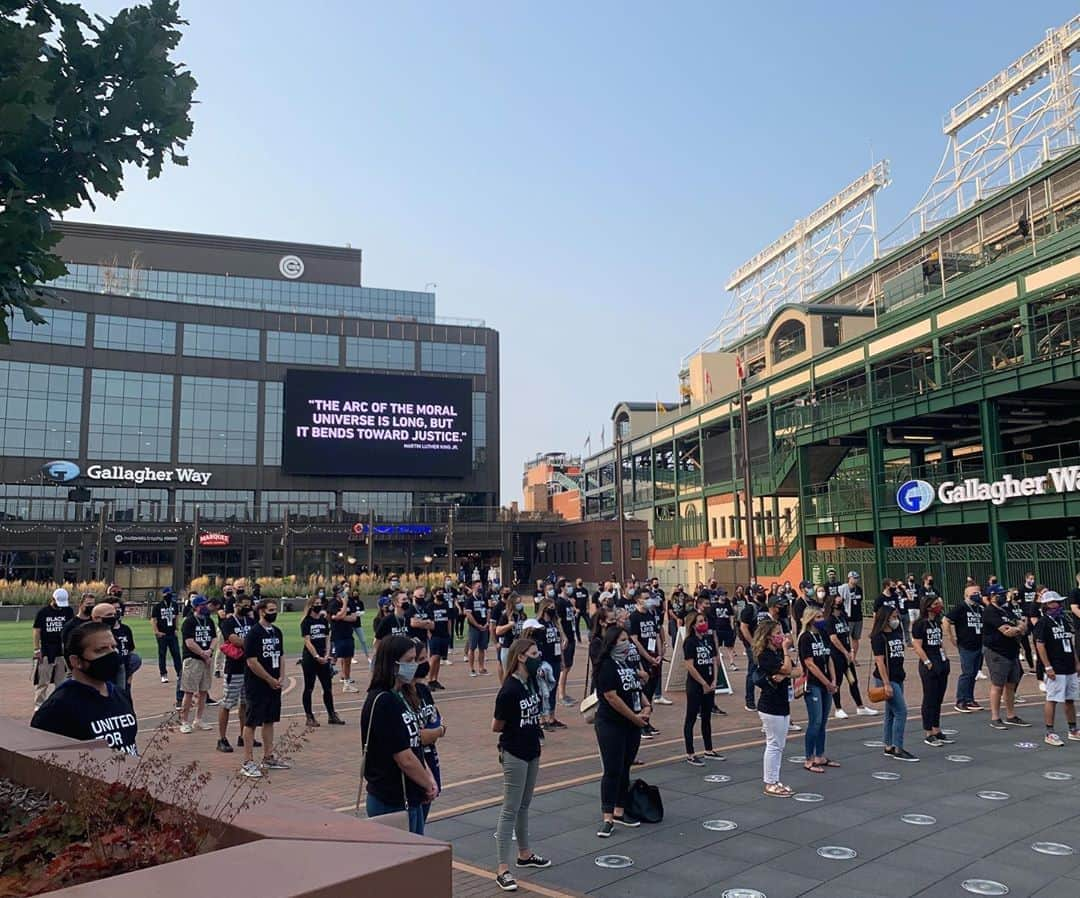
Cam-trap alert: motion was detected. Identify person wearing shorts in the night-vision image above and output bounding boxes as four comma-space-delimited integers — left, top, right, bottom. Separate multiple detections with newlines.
427, 590, 451, 690
465, 582, 490, 676
217, 599, 253, 753
329, 589, 359, 693
1033, 590, 1080, 746
179, 596, 217, 734
241, 600, 289, 777
982, 587, 1030, 730
839, 572, 864, 657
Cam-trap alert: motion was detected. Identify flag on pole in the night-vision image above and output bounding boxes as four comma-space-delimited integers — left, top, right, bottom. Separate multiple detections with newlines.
584, 433, 592, 453
735, 355, 745, 381
705, 370, 713, 395
601, 424, 606, 447
656, 399, 668, 414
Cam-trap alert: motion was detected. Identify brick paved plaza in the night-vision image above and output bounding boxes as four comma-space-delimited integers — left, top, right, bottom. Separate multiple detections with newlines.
4, 652, 1079, 897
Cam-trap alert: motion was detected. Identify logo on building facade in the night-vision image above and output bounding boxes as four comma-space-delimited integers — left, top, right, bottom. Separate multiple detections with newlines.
198, 532, 230, 547
897, 479, 935, 514
279, 255, 305, 279
42, 461, 81, 483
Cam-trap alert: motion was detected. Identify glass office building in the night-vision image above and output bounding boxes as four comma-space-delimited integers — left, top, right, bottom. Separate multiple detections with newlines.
0, 222, 501, 589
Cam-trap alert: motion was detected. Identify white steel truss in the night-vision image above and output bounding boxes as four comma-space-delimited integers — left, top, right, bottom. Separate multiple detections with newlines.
688, 161, 889, 358
885, 14, 1080, 249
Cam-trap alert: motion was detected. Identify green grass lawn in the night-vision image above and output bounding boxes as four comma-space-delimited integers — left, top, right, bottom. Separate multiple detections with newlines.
0, 611, 381, 661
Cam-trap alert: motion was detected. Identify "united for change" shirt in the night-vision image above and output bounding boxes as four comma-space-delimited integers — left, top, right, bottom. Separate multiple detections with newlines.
31, 679, 138, 754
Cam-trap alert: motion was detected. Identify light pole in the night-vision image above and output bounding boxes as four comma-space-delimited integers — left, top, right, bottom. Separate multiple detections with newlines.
535, 539, 547, 579
424, 554, 433, 580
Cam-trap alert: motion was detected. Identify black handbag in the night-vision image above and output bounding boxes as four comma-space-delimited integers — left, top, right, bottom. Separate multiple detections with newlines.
626, 778, 664, 824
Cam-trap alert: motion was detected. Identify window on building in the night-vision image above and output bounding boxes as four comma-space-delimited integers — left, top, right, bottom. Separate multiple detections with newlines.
89, 370, 172, 461
721, 517, 727, 539
711, 517, 717, 539
630, 538, 642, 560
420, 341, 485, 374
822, 315, 842, 348
90, 488, 169, 522
266, 331, 339, 366
341, 491, 414, 521
346, 337, 414, 370
183, 324, 260, 360
9, 309, 87, 346
0, 485, 74, 521
0, 361, 82, 456
175, 490, 254, 522
584, 540, 590, 562
263, 382, 283, 465
600, 539, 612, 564
260, 490, 336, 521
472, 392, 487, 467
770, 319, 807, 365
179, 376, 259, 464
94, 314, 176, 354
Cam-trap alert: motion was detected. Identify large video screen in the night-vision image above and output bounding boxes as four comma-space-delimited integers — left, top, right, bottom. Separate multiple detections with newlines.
281, 369, 473, 477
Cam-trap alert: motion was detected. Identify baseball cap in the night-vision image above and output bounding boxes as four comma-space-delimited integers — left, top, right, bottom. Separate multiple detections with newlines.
799, 579, 812, 590
377, 596, 391, 607
985, 584, 1006, 597
1039, 590, 1064, 604
522, 619, 544, 631
826, 566, 837, 575
52, 588, 69, 607
162, 586, 174, 596
191, 595, 208, 608
847, 571, 860, 580
767, 595, 788, 608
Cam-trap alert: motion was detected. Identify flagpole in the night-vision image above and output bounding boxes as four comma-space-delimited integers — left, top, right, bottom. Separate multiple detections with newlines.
738, 361, 757, 584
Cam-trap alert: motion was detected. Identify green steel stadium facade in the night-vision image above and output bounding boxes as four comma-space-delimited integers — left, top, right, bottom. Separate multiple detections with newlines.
581, 46, 1080, 602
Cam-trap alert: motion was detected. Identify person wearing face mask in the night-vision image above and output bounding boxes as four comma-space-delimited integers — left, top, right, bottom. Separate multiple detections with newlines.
870, 606, 918, 761
61, 591, 96, 656
535, 599, 567, 728
944, 585, 985, 712
873, 579, 899, 614
300, 594, 344, 727
628, 591, 662, 732
328, 587, 360, 694
102, 598, 136, 705
594, 626, 651, 837
825, 592, 877, 719
31, 622, 138, 755
32, 588, 73, 711
240, 600, 289, 777
496, 595, 527, 677
838, 572, 864, 661
682, 611, 723, 766
798, 607, 839, 773
1020, 573, 1044, 689
360, 635, 438, 835
465, 581, 492, 676
401, 640, 445, 823
573, 578, 590, 641
179, 596, 217, 734
217, 597, 253, 753
752, 618, 794, 797
150, 586, 182, 688
1033, 590, 1080, 746
739, 587, 772, 713
982, 583, 1031, 730
900, 573, 921, 647
493, 637, 550, 890
911, 593, 953, 747
712, 589, 738, 670
556, 584, 579, 708
428, 588, 452, 690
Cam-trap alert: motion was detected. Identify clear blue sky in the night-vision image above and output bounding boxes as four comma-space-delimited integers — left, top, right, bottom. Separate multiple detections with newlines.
70, 0, 1079, 503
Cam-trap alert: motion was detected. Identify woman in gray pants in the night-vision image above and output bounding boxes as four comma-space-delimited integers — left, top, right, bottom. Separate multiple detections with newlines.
492, 637, 550, 892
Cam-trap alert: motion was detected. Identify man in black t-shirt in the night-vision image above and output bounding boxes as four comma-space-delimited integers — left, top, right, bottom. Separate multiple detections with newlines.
31, 622, 137, 755
375, 591, 414, 646
150, 587, 182, 694
408, 587, 435, 645
428, 591, 452, 689
738, 589, 771, 711
556, 584, 578, 707
464, 581, 491, 676
61, 592, 96, 662
944, 586, 985, 712
179, 596, 217, 733
329, 589, 360, 693
32, 588, 73, 710
982, 586, 1030, 729
217, 599, 253, 753
241, 599, 289, 777
573, 579, 590, 639
1032, 590, 1080, 746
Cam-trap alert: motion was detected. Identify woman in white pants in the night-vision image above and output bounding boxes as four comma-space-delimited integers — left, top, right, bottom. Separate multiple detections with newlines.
753, 619, 794, 797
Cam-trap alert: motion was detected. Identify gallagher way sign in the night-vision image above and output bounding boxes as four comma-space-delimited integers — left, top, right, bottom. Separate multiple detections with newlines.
898, 466, 1080, 513
42, 461, 213, 486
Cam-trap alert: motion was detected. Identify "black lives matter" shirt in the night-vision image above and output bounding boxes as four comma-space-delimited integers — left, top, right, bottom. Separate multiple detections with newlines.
34, 605, 73, 660
150, 599, 179, 634
494, 675, 543, 761
181, 614, 216, 660
946, 600, 984, 651
596, 657, 643, 724
31, 679, 138, 754
360, 688, 427, 807
1034, 615, 1077, 674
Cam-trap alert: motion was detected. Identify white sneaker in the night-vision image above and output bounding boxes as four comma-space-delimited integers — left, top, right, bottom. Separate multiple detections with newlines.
788, 723, 802, 732
195, 719, 213, 731
179, 723, 194, 734
856, 706, 879, 716
655, 696, 673, 705
240, 760, 263, 778
160, 675, 169, 684
976, 671, 987, 680
834, 709, 849, 719
444, 658, 452, 666
343, 681, 360, 694
1039, 681, 1047, 693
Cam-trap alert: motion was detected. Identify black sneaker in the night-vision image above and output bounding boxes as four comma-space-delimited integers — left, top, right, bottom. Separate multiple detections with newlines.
612, 814, 641, 828
924, 735, 944, 747
495, 871, 518, 892
703, 750, 726, 760
937, 734, 956, 744
954, 702, 973, 713
988, 719, 1008, 731
205, 697, 219, 706
882, 746, 896, 757
640, 728, 655, 740
1004, 716, 1032, 727
515, 854, 550, 868
686, 755, 705, 767
216, 738, 234, 753
597, 821, 615, 838
893, 748, 920, 762
712, 706, 728, 715
237, 737, 263, 748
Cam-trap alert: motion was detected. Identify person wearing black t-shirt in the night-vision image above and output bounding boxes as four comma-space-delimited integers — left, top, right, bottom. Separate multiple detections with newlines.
493, 637, 550, 890
982, 587, 1030, 729
217, 599, 253, 753
594, 626, 651, 838
31, 622, 138, 755
873, 579, 900, 614
407, 641, 447, 823
1020, 573, 1040, 678
360, 635, 438, 835
150, 587, 182, 687
428, 590, 452, 689
752, 618, 793, 796
944, 586, 985, 712
739, 591, 773, 712
1032, 591, 1080, 745
495, 596, 527, 671
797, 607, 838, 773
329, 590, 360, 694
535, 600, 566, 727
408, 587, 435, 646
682, 611, 723, 765
300, 595, 344, 728
32, 588, 74, 710
713, 593, 737, 669
375, 591, 414, 649
179, 597, 217, 733
556, 585, 578, 708
241, 600, 289, 777
573, 579, 590, 640
825, 594, 874, 719
911, 594, 952, 747
870, 606, 917, 762
465, 582, 492, 676
627, 593, 661, 733
838, 572, 864, 658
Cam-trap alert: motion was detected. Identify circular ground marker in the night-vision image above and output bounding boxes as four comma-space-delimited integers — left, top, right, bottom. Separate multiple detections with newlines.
947, 754, 973, 763
863, 739, 884, 748
872, 771, 901, 781
977, 790, 1010, 801
703, 819, 739, 831
817, 846, 857, 860
1043, 771, 1073, 781
961, 879, 1009, 895
793, 793, 823, 802
787, 755, 806, 763
721, 891, 767, 898
901, 814, 937, 825
595, 855, 633, 869
941, 728, 958, 735
1014, 742, 1037, 749
1031, 842, 1074, 856
704, 774, 731, 784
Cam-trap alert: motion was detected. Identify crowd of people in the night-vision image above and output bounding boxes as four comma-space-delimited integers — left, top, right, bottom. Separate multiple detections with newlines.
26, 565, 1080, 894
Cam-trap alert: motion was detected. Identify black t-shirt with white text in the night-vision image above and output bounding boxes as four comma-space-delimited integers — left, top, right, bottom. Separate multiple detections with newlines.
494, 675, 543, 761
826, 611, 851, 654
34, 605, 73, 660
375, 613, 411, 641
360, 688, 426, 807
31, 680, 138, 754
112, 623, 134, 659
596, 657, 643, 723
1034, 615, 1077, 674
150, 599, 178, 634
912, 616, 947, 667
683, 633, 716, 687
628, 609, 660, 658
467, 594, 488, 628
713, 599, 735, 633
219, 615, 252, 675
556, 596, 577, 643
871, 628, 906, 682
946, 600, 984, 651
243, 623, 284, 688
982, 602, 1021, 659
181, 614, 216, 660
431, 601, 451, 639
754, 647, 790, 716
538, 619, 563, 663
301, 613, 330, 659
408, 601, 432, 642
798, 628, 832, 678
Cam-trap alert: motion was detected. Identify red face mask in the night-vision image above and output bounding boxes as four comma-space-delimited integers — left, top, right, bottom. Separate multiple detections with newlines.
694, 621, 709, 635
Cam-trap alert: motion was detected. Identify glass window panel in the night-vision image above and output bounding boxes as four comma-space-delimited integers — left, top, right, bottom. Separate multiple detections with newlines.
0, 360, 82, 456
266, 331, 339, 366
183, 324, 260, 360
263, 382, 284, 466
345, 336, 414, 371
179, 376, 259, 464
420, 342, 486, 374
7, 309, 87, 346
88, 370, 172, 461
93, 314, 176, 354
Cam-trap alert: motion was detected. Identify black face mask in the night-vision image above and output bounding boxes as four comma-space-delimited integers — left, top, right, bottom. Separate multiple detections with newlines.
312, 606, 324, 614
100, 617, 116, 627
263, 612, 278, 623
415, 661, 431, 680
82, 651, 121, 682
